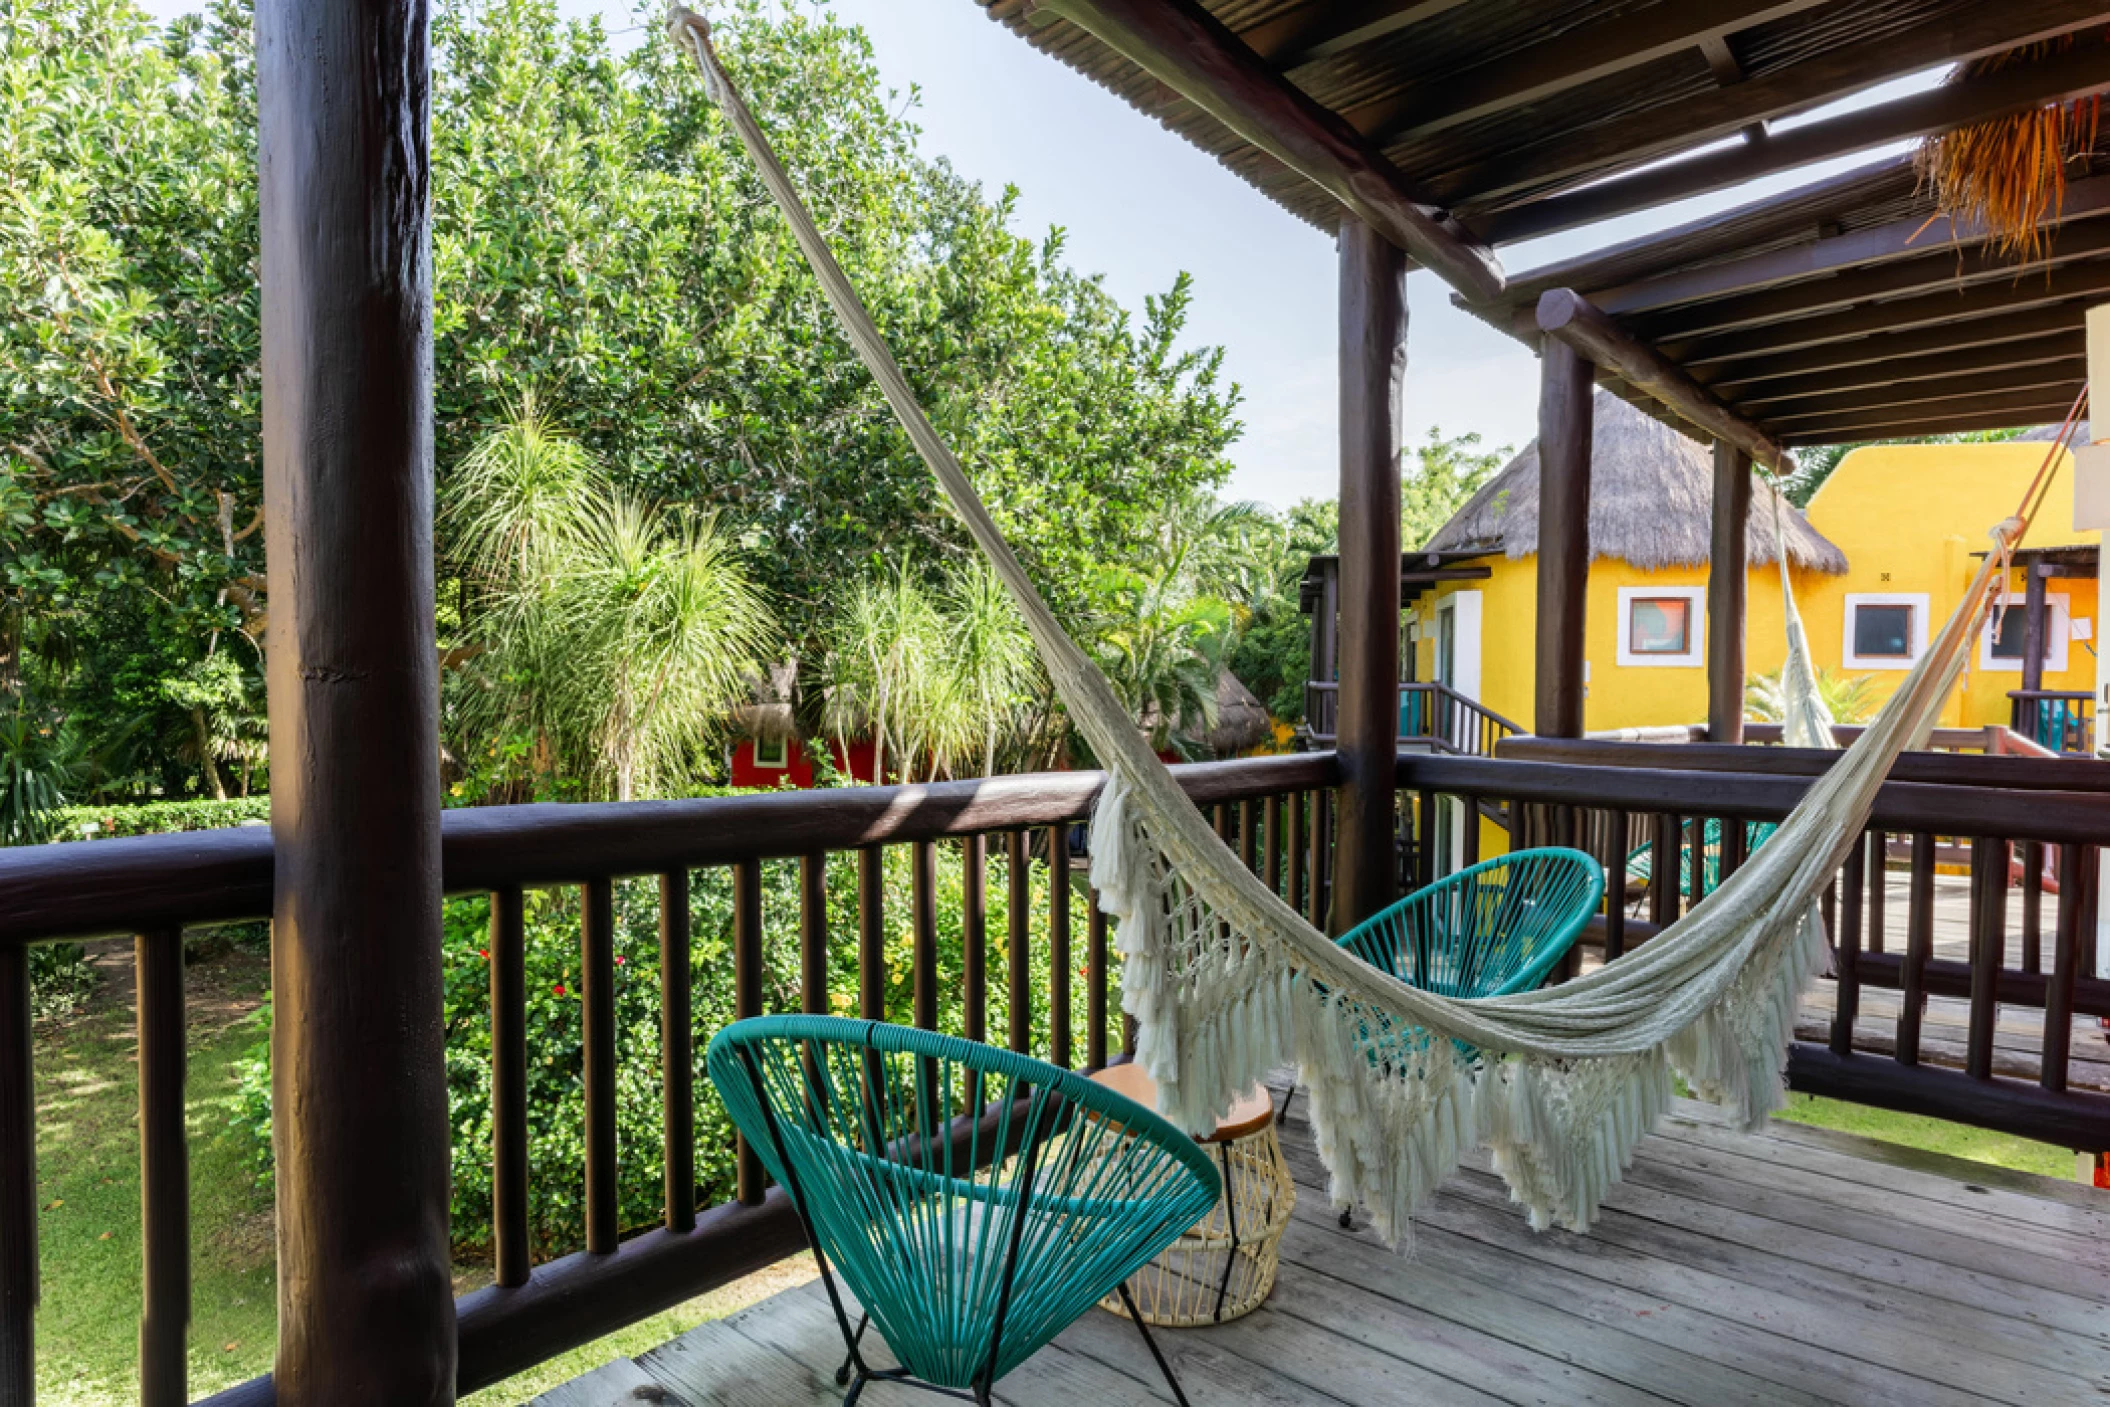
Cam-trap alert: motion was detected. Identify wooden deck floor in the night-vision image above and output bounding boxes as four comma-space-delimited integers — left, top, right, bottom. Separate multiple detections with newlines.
534, 1085, 2110, 1407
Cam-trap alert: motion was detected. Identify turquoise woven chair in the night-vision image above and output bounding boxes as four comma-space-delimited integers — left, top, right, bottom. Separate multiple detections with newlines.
1337, 846, 1605, 1001
708, 1016, 1221, 1406
1283, 847, 1604, 1165
1626, 818, 1779, 899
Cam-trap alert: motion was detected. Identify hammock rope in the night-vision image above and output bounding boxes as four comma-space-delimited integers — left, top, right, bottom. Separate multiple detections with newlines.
671, 7, 2081, 1241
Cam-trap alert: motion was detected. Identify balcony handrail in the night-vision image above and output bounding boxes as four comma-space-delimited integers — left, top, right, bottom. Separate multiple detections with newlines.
0, 753, 1338, 950
1304, 679, 1522, 755
1495, 734, 2107, 794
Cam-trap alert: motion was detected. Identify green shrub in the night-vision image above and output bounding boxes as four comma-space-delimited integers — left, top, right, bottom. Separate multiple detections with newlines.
42, 796, 272, 840
230, 834, 1114, 1258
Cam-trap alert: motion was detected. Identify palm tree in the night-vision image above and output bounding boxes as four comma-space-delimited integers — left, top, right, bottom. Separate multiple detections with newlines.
1088, 563, 1232, 758
945, 560, 1038, 778
445, 399, 773, 801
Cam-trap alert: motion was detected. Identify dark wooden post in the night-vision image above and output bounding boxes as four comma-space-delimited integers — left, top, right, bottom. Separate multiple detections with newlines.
1535, 338, 1593, 739
1708, 441, 1751, 744
259, 0, 456, 1396
1332, 219, 1406, 932
2021, 560, 2048, 694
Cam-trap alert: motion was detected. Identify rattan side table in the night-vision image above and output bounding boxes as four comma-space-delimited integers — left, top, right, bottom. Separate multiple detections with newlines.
1090, 1064, 1295, 1327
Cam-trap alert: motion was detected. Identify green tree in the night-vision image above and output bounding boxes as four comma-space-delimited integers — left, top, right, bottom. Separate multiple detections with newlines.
1403, 427, 1509, 549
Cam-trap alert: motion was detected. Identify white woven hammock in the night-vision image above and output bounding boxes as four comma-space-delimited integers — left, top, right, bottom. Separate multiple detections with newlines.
673, 11, 2064, 1242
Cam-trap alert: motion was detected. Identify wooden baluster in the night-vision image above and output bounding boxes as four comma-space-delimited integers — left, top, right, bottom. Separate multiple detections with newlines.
661, 872, 695, 1234
858, 846, 885, 1023
1307, 791, 1328, 931
1461, 794, 1482, 868
1719, 815, 1747, 883
1965, 837, 2004, 1081
1008, 831, 1033, 1053
2021, 839, 2044, 973
1648, 813, 1675, 925
912, 840, 939, 1034
1087, 888, 1110, 1071
1897, 833, 1935, 1067
490, 888, 529, 1284
1239, 799, 1258, 875
1418, 789, 1440, 887
137, 928, 187, 1407
1866, 830, 1886, 955
1264, 795, 1284, 899
1287, 790, 1307, 916
1048, 824, 1072, 1069
1686, 816, 1707, 906
2042, 843, 2087, 1093
963, 835, 988, 1045
1603, 812, 1627, 962
732, 861, 764, 1205
583, 877, 621, 1243
0, 945, 32, 1405
1214, 803, 1230, 845
1831, 834, 1864, 1058
799, 855, 827, 1017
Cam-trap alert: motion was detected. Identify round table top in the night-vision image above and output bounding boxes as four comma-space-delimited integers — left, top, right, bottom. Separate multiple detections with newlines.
1089, 1063, 1276, 1144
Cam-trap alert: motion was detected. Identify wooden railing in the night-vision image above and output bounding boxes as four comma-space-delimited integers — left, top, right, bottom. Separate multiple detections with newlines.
0, 754, 1336, 1405
1402, 746, 2110, 1153
1305, 680, 1519, 756
2008, 689, 2096, 756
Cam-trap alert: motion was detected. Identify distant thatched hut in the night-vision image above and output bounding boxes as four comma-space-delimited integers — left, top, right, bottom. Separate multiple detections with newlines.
1395, 392, 1848, 735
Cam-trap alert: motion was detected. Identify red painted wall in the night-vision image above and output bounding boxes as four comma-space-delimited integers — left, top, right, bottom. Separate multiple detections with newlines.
728, 737, 878, 789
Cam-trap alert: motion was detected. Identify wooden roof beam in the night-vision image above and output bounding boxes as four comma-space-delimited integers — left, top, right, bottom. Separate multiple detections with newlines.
1480, 37, 2110, 244
1036, 0, 1504, 300
1755, 357, 2089, 424
1702, 302, 2097, 390
1674, 259, 2110, 365
1433, 0, 2110, 217
1782, 391, 2081, 444
1240, 0, 1472, 70
1591, 172, 2110, 317
1536, 288, 1788, 470
1637, 217, 2110, 341
1345, 0, 1825, 146
1728, 332, 2087, 406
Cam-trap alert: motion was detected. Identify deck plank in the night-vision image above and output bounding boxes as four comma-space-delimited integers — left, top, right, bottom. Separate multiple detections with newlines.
544, 1077, 2110, 1407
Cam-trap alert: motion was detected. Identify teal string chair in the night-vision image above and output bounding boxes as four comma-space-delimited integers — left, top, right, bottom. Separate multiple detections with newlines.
708, 1016, 1222, 1406
1337, 846, 1605, 1002
1625, 819, 1779, 899
1288, 846, 1605, 1195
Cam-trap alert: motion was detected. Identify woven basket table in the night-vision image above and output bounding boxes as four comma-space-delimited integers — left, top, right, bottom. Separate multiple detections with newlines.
1091, 1064, 1295, 1327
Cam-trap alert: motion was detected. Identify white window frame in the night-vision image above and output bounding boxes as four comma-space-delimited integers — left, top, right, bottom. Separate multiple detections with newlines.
1979, 592, 2071, 674
1615, 585, 1706, 668
751, 734, 790, 770
1843, 593, 1929, 671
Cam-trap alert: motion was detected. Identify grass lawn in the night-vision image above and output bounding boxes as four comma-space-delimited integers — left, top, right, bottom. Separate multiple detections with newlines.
1768, 1090, 2079, 1180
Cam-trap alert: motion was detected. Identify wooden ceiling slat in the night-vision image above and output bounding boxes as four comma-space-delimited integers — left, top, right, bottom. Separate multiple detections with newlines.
1241, 0, 1471, 69
1728, 332, 2088, 406
1701, 302, 2098, 390
1674, 259, 2110, 365
1756, 357, 2090, 423
1590, 171, 2110, 316
1783, 392, 2082, 444
1430, 0, 2110, 216
1480, 37, 2110, 243
1637, 220, 2110, 341
1036, 0, 1504, 296
1337, 0, 1825, 145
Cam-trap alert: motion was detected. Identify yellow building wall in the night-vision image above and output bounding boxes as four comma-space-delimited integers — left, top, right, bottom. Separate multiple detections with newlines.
1411, 441, 2098, 737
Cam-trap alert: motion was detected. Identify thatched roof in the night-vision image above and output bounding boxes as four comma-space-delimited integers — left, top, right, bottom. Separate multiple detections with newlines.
1423, 393, 1848, 574
1206, 671, 1272, 757
730, 660, 800, 743
2017, 421, 2090, 443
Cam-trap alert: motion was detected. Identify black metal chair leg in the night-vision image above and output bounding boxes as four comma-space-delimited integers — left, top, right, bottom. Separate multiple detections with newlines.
1338, 1205, 1354, 1229
1117, 1282, 1191, 1407
840, 1371, 869, 1406
836, 1312, 871, 1386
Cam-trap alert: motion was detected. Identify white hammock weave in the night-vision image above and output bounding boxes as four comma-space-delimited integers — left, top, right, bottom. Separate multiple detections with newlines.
674, 10, 2056, 1242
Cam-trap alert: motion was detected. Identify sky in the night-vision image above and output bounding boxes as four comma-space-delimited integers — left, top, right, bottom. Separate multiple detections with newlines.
139, 0, 1941, 508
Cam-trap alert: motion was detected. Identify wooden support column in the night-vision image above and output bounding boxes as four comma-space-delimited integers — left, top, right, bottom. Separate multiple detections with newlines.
1709, 441, 1752, 743
1332, 220, 1407, 932
1534, 337, 1594, 738
259, 0, 456, 1398
2021, 560, 2048, 694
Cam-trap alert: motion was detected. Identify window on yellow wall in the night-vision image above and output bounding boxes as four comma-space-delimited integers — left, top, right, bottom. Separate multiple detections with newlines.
1843, 593, 1928, 671
1615, 585, 1705, 667
1980, 594, 2070, 673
